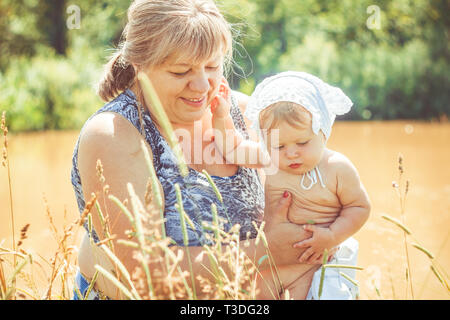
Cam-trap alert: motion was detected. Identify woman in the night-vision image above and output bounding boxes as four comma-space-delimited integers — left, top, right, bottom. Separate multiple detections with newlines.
71, 0, 322, 300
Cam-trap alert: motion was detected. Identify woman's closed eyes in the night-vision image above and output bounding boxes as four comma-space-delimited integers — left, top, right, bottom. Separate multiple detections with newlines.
170, 65, 220, 77
171, 70, 190, 76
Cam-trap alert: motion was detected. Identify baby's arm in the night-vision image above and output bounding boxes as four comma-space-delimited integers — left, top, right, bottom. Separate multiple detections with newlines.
295, 154, 371, 263
211, 81, 269, 168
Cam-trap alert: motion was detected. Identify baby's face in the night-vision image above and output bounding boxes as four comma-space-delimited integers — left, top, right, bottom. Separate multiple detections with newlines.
265, 120, 326, 175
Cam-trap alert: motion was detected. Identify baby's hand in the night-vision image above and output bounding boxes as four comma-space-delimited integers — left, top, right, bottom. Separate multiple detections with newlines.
211, 77, 231, 119
294, 225, 338, 264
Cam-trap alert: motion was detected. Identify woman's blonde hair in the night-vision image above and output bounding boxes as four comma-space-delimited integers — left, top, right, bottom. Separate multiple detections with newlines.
259, 101, 312, 132
97, 0, 233, 102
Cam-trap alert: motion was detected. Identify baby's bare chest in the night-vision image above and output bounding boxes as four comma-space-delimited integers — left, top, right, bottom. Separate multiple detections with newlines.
265, 172, 342, 224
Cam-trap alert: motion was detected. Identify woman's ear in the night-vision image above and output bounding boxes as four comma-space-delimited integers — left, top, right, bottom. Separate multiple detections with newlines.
131, 63, 139, 75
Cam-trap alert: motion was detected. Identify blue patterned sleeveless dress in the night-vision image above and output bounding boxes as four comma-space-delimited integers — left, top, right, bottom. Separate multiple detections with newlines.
71, 89, 264, 299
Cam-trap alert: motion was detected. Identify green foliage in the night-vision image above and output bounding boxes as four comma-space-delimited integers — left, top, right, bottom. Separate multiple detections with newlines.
226, 0, 449, 120
0, 47, 102, 131
278, 35, 449, 120
0, 0, 448, 132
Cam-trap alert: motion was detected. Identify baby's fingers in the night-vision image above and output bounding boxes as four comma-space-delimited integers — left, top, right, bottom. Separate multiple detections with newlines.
219, 77, 230, 100
211, 97, 219, 113
298, 247, 315, 263
211, 95, 230, 118
327, 246, 339, 262
305, 253, 322, 265
293, 238, 313, 249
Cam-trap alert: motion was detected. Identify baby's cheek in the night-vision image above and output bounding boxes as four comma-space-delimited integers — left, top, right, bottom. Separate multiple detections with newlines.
307, 149, 323, 167
269, 150, 281, 167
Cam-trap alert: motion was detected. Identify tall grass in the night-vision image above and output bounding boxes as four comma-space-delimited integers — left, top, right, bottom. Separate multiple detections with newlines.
0, 193, 87, 300
1, 111, 16, 298
381, 155, 450, 299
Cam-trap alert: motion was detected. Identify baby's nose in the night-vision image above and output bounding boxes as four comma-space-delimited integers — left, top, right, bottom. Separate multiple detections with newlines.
285, 147, 300, 159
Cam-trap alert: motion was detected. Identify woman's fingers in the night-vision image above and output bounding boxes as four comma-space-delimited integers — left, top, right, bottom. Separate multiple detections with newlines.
267, 191, 292, 226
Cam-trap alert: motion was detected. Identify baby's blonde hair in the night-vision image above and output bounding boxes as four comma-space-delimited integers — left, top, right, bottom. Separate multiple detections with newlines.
97, 0, 233, 102
259, 101, 312, 132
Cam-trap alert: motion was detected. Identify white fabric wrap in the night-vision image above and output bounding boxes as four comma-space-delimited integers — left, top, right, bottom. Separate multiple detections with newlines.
244, 71, 353, 141
307, 237, 360, 300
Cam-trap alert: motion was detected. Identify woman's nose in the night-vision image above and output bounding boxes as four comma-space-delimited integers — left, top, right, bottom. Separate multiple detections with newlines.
189, 71, 210, 93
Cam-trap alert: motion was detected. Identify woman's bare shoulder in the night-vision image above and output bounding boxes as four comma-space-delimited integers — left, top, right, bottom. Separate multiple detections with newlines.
77, 111, 158, 202
77, 111, 155, 187
78, 112, 144, 157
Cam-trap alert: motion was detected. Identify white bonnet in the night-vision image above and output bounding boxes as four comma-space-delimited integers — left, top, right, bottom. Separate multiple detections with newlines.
244, 71, 353, 141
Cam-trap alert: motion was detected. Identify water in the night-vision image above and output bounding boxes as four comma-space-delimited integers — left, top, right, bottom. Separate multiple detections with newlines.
1, 122, 449, 299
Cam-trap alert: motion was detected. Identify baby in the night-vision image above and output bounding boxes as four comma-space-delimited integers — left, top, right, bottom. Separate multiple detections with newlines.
211, 72, 371, 299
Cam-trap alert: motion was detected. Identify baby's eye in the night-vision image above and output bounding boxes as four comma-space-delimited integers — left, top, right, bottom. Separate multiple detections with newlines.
207, 65, 220, 70
274, 145, 284, 150
297, 141, 309, 146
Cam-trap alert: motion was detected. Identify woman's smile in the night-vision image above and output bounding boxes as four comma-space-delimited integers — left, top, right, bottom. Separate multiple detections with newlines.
181, 96, 207, 108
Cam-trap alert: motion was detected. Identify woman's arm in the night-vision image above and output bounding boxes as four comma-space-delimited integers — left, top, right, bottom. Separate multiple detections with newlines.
77, 111, 162, 298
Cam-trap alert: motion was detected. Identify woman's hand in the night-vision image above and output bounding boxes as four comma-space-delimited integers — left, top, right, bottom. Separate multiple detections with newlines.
263, 191, 310, 266
263, 191, 338, 266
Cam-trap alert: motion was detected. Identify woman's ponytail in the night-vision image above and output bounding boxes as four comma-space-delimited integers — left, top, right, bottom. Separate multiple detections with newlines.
97, 50, 136, 102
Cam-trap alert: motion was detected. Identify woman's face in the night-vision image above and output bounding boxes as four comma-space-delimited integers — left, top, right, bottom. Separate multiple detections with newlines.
142, 52, 224, 125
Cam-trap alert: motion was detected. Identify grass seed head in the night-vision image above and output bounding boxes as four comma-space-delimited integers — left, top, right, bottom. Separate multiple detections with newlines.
398, 154, 404, 174
1, 111, 6, 132
96, 159, 105, 184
